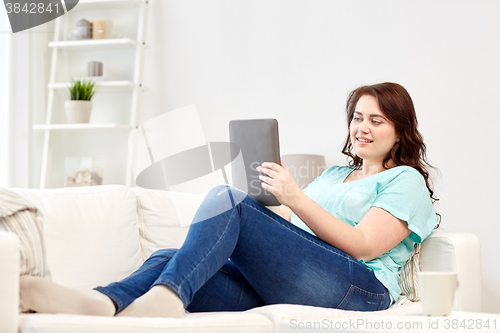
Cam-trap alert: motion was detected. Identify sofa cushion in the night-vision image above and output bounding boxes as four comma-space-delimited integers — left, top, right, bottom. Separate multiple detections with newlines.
132, 187, 206, 260
19, 312, 274, 333
248, 302, 422, 331
11, 185, 143, 290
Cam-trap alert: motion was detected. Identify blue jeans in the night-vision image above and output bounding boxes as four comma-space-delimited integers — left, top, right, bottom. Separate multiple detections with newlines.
95, 185, 390, 313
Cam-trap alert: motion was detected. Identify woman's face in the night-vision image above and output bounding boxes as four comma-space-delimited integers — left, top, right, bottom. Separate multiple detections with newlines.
349, 95, 399, 166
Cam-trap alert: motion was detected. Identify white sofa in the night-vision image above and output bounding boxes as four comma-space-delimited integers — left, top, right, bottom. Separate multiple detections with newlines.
0, 185, 482, 333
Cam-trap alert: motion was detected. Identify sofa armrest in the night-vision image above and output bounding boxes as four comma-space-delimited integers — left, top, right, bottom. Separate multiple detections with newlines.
0, 231, 20, 333
420, 228, 481, 312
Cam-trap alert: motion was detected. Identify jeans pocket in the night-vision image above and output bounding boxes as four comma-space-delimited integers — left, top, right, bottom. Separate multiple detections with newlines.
336, 285, 388, 311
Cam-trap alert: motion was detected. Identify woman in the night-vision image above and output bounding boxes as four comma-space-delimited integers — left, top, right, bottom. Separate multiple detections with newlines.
20, 82, 439, 317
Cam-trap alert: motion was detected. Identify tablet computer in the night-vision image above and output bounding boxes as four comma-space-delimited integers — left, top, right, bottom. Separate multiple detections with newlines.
229, 118, 281, 206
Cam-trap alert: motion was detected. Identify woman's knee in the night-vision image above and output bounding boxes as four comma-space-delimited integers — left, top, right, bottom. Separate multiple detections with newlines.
206, 185, 248, 205
191, 185, 248, 224
207, 185, 235, 197
148, 248, 177, 260
206, 184, 227, 194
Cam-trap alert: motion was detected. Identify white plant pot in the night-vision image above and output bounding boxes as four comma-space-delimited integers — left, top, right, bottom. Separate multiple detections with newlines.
64, 100, 92, 123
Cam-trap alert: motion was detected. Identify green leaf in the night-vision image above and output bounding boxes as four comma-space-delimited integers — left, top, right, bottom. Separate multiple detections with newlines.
67, 78, 97, 101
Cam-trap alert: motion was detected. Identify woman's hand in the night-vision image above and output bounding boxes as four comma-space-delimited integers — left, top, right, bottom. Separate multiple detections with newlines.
256, 158, 302, 207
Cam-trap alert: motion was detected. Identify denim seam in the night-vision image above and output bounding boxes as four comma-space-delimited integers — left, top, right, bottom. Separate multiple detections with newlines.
241, 201, 358, 264
128, 256, 172, 278
350, 285, 386, 298
152, 279, 184, 300
161, 201, 238, 306
335, 284, 387, 310
94, 287, 123, 314
219, 267, 244, 277
377, 293, 388, 310
94, 257, 172, 314
335, 285, 355, 309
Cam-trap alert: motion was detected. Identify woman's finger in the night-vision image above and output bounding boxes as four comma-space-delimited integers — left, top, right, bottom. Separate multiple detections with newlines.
261, 162, 282, 172
257, 165, 278, 178
260, 182, 274, 194
259, 175, 274, 185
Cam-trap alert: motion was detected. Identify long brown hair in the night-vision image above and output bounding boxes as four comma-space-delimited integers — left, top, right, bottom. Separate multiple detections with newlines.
341, 82, 440, 223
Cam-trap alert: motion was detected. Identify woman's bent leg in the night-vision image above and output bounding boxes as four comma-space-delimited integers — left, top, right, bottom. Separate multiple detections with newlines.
186, 259, 265, 312
149, 185, 251, 308
96, 247, 264, 315
152, 185, 390, 312
110, 184, 389, 316
18, 248, 178, 316
19, 247, 262, 316
117, 259, 265, 317
95, 248, 178, 313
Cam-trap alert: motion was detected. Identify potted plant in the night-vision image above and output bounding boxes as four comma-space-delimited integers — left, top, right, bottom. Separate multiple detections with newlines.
64, 79, 97, 123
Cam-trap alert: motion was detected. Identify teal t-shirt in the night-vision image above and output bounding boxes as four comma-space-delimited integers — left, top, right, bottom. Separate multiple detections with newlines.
290, 165, 438, 302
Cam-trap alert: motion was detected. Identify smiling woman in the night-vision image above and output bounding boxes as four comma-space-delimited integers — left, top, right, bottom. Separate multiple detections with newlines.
342, 82, 439, 207
349, 95, 400, 172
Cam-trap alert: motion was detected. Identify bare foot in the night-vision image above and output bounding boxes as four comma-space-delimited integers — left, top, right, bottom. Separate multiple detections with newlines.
20, 275, 115, 316
117, 285, 185, 318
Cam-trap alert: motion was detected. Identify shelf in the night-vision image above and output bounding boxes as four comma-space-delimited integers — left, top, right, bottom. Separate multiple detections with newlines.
33, 123, 132, 132
49, 81, 136, 92
38, 0, 147, 188
74, 0, 141, 9
49, 38, 138, 50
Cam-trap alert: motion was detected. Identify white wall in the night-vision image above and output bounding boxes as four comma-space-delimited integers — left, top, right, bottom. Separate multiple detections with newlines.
29, 0, 500, 312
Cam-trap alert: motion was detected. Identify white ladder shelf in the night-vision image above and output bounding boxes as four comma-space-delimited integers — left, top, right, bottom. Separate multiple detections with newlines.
35, 0, 149, 188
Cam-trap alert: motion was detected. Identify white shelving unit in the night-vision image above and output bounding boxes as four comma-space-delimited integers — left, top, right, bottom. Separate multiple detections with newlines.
48, 80, 136, 92
33, 123, 132, 132
35, 0, 149, 188
48, 38, 138, 50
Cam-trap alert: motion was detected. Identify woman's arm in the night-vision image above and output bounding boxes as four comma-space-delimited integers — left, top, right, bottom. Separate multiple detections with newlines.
258, 161, 411, 262
287, 191, 410, 262
279, 205, 292, 221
